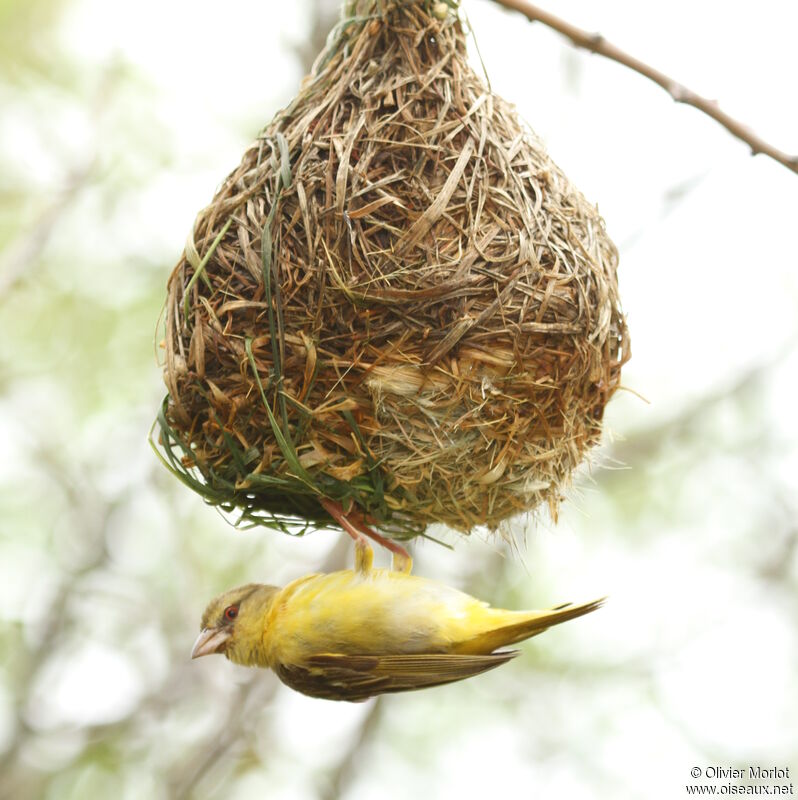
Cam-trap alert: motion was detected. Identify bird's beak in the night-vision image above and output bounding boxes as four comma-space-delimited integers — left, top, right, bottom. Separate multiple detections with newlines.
191, 627, 231, 659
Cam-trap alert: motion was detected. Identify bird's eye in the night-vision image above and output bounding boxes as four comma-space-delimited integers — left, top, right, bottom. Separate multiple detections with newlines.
224, 605, 238, 621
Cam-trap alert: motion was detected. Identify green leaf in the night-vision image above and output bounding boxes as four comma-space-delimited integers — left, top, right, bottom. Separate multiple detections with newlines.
182, 217, 233, 320
245, 338, 317, 491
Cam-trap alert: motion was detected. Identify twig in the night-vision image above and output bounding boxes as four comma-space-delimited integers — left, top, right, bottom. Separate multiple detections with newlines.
0, 455, 116, 796
0, 157, 96, 299
293, 0, 342, 73
607, 337, 796, 466
318, 699, 384, 800
489, 0, 798, 176
0, 64, 118, 301
170, 676, 278, 800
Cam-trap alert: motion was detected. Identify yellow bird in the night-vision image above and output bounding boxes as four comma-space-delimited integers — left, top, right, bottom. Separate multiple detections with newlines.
192, 542, 603, 701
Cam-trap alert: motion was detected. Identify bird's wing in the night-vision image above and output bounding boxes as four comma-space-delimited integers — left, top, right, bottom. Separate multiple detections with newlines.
276, 650, 518, 702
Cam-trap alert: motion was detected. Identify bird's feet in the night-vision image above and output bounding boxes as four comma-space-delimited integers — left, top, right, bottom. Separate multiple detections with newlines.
320, 498, 413, 574
354, 537, 373, 573
390, 550, 413, 574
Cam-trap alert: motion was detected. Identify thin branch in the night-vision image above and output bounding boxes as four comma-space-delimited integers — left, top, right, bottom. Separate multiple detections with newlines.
293, 0, 342, 74
318, 699, 384, 800
607, 336, 796, 466
489, 0, 798, 176
0, 156, 96, 299
0, 456, 116, 794
0, 65, 118, 301
170, 676, 278, 800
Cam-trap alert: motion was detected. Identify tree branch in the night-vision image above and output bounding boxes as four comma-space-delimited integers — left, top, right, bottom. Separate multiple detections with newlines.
318, 699, 383, 800
489, 0, 798, 176
0, 156, 96, 299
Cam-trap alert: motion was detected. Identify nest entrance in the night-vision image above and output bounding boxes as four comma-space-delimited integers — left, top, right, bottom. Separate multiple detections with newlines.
157, 0, 629, 541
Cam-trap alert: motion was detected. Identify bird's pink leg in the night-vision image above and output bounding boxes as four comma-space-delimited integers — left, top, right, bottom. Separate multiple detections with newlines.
320, 498, 412, 573
319, 498, 373, 573
347, 509, 413, 574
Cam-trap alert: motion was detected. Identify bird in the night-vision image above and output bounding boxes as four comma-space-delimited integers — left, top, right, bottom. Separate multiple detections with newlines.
191, 539, 603, 701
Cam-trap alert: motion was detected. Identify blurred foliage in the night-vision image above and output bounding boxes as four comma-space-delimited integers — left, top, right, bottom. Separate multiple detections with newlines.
0, 0, 67, 76
0, 0, 796, 799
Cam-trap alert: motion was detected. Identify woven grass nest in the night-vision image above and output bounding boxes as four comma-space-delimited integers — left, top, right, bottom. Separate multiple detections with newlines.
156, 0, 629, 544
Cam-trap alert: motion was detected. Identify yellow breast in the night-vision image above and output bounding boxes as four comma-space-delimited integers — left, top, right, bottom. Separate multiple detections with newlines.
262, 568, 497, 667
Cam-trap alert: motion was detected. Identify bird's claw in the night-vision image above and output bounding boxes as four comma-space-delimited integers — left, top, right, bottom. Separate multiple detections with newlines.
320, 497, 412, 575
354, 538, 374, 573
391, 551, 413, 574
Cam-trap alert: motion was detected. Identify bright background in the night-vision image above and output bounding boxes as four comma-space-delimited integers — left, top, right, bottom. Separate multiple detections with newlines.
1, 1, 796, 798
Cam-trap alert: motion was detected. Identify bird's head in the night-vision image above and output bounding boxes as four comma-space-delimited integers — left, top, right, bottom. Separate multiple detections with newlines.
191, 583, 279, 667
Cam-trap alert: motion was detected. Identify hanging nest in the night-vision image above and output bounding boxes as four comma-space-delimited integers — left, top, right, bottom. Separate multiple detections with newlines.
155, 0, 629, 543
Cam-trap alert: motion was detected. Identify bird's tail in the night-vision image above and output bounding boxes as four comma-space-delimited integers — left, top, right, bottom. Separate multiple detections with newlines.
455, 597, 605, 654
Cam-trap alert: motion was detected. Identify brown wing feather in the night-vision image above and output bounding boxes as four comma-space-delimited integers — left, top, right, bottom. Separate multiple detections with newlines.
276, 651, 519, 702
